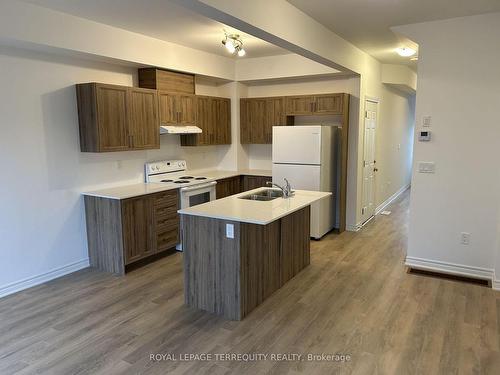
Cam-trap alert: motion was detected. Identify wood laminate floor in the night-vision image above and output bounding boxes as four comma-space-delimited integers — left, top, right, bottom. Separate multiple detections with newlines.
1, 190, 500, 374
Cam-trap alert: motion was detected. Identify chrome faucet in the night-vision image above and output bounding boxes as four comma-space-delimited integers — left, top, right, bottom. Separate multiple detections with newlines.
267, 178, 294, 198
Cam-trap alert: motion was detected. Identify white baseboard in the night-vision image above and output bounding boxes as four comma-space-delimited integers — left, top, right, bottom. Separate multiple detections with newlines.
346, 224, 361, 232
0, 258, 90, 299
375, 184, 410, 215
493, 272, 500, 291
406, 256, 494, 281
346, 184, 410, 232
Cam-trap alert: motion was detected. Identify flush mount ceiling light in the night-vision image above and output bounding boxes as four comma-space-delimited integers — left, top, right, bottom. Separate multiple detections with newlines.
222, 31, 246, 57
395, 47, 416, 57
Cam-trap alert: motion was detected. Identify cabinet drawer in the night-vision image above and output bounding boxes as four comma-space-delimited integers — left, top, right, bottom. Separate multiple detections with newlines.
154, 191, 179, 208
157, 229, 179, 251
157, 216, 179, 232
155, 204, 178, 218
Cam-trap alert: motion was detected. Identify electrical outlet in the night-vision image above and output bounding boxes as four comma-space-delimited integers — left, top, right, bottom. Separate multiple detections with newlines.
226, 223, 234, 239
460, 232, 471, 245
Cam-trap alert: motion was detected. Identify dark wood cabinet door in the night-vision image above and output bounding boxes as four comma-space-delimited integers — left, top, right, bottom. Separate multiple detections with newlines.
127, 88, 159, 150
122, 197, 155, 264
196, 96, 211, 145
285, 95, 314, 115
95, 84, 129, 151
214, 98, 231, 144
240, 99, 251, 144
178, 94, 196, 125
158, 91, 178, 125
314, 94, 343, 114
216, 176, 241, 199
242, 175, 272, 191
249, 99, 267, 143
265, 97, 286, 143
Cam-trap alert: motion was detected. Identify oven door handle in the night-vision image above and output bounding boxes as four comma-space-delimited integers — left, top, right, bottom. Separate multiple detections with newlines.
180, 181, 217, 192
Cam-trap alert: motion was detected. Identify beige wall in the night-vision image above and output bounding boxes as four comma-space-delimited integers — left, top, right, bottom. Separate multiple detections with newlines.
395, 13, 500, 286
375, 88, 415, 208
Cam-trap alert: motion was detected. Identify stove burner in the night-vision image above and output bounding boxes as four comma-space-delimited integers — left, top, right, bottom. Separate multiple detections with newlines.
161, 179, 173, 183
194, 177, 207, 180
174, 180, 190, 184
179, 176, 194, 179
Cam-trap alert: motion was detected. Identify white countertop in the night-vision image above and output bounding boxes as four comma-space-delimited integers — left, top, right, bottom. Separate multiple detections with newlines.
82, 169, 272, 200
178, 189, 332, 225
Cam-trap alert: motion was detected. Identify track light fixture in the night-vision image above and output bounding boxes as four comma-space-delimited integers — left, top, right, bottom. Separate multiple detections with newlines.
222, 31, 246, 57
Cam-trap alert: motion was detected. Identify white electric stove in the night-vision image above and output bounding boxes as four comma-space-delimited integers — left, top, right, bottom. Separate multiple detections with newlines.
145, 159, 217, 250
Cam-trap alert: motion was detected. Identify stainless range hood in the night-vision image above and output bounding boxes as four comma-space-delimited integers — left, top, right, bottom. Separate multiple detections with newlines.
160, 125, 202, 134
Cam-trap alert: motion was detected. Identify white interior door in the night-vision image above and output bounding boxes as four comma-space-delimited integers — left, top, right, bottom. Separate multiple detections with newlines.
361, 100, 378, 223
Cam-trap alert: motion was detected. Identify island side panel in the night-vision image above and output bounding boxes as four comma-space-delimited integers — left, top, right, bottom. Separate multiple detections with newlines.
182, 215, 242, 320
280, 206, 311, 285
84, 196, 125, 275
240, 220, 281, 318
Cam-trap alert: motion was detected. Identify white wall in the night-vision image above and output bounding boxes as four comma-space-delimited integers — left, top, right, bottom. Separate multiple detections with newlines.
0, 46, 230, 296
394, 13, 500, 283
375, 88, 415, 207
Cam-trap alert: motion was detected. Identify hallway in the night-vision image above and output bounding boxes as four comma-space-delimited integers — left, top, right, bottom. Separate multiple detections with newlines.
1, 190, 499, 374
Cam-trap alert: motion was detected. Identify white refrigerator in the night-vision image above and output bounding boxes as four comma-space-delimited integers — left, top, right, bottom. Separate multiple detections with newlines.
272, 125, 339, 239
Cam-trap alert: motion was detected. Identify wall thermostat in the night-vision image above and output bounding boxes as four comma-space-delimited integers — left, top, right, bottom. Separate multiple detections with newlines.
418, 130, 431, 141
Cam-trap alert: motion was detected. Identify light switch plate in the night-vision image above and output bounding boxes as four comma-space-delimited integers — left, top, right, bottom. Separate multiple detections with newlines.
418, 162, 435, 173
423, 116, 432, 127
226, 223, 234, 239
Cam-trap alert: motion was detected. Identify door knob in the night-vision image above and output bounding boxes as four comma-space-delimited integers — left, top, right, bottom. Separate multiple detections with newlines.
374, 168, 379, 172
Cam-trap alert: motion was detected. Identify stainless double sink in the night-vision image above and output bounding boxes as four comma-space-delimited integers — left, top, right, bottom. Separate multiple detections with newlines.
238, 188, 284, 201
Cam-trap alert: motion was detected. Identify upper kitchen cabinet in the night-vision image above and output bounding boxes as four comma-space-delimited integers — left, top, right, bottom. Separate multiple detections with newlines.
76, 83, 160, 152
128, 87, 160, 150
213, 97, 231, 144
285, 93, 344, 115
181, 96, 231, 146
158, 92, 196, 126
138, 68, 195, 94
285, 95, 315, 115
240, 97, 288, 144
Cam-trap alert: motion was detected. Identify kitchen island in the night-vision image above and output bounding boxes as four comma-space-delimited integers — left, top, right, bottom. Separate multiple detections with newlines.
178, 188, 331, 320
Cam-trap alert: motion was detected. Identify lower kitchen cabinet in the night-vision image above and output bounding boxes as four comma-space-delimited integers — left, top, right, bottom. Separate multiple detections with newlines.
84, 189, 179, 275
216, 176, 241, 199
241, 175, 272, 191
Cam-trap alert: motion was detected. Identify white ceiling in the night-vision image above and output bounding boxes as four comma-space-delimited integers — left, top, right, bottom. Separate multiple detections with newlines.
288, 0, 500, 68
22, 0, 289, 59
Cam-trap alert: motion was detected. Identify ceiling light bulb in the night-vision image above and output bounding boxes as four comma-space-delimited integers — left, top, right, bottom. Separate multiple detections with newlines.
396, 47, 416, 57
237, 48, 246, 57
225, 39, 236, 54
